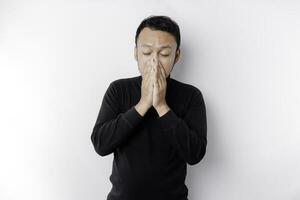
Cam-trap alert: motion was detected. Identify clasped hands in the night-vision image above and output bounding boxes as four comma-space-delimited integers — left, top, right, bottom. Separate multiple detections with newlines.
140, 57, 170, 116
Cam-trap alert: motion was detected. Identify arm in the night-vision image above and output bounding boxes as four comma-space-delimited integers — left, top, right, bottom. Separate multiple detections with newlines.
91, 81, 144, 157
157, 89, 207, 165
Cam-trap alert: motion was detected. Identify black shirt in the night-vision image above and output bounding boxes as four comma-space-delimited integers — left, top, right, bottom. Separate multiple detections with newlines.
91, 75, 207, 200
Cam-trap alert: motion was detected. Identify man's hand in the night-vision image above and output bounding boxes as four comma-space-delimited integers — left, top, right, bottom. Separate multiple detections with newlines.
135, 57, 170, 117
152, 58, 170, 117
135, 58, 155, 116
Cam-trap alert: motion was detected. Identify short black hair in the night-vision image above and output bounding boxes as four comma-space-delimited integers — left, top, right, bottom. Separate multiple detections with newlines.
135, 15, 181, 51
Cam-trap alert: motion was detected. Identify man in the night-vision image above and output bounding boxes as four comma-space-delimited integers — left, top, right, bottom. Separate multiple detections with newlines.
91, 15, 207, 200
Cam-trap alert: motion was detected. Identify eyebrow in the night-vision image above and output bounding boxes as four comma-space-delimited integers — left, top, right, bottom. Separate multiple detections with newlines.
141, 44, 172, 49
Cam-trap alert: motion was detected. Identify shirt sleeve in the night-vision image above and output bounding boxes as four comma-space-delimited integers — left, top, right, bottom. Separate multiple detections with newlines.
157, 89, 207, 165
91, 81, 144, 157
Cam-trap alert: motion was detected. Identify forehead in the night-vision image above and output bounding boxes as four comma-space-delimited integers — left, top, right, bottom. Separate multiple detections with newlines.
137, 27, 176, 49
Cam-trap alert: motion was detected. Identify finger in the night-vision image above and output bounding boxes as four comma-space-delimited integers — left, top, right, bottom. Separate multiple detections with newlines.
157, 62, 164, 83
145, 60, 153, 80
159, 65, 167, 89
150, 64, 155, 83
148, 68, 153, 82
159, 62, 166, 79
143, 62, 149, 78
154, 61, 160, 86
156, 70, 161, 88
158, 64, 164, 83
151, 59, 157, 79
152, 66, 157, 88
155, 62, 159, 84
147, 62, 153, 78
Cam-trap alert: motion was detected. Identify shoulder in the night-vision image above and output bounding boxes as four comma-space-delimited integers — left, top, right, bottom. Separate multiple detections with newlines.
171, 78, 204, 98
109, 76, 138, 87
107, 76, 135, 89
107, 76, 140, 97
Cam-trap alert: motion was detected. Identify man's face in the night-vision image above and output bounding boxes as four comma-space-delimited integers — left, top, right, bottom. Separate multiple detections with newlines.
134, 27, 180, 78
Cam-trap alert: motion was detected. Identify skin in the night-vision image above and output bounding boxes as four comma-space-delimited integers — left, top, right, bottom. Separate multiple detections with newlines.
133, 27, 181, 117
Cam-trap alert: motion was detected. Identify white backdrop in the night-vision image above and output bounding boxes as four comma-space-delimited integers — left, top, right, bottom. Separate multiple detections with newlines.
1, 1, 300, 200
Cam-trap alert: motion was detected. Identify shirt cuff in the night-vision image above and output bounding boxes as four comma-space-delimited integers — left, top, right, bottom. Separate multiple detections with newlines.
157, 109, 179, 131
122, 106, 143, 128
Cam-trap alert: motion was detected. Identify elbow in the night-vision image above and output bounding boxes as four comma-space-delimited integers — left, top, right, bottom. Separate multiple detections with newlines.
91, 130, 112, 157
91, 138, 112, 157
187, 142, 207, 166
96, 147, 112, 157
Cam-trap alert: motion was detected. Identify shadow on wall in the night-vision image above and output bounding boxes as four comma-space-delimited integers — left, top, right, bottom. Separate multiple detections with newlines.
176, 41, 230, 199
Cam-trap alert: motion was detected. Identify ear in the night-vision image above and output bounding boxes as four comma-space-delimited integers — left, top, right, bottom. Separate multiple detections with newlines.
134, 46, 137, 61
174, 48, 180, 64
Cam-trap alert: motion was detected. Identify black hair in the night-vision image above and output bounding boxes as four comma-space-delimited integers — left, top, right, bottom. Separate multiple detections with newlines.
135, 15, 181, 51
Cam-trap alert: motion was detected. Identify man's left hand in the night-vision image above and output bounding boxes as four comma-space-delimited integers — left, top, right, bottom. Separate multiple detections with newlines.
152, 58, 170, 117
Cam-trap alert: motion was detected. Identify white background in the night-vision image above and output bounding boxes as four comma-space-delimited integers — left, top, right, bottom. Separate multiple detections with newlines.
1, 1, 300, 200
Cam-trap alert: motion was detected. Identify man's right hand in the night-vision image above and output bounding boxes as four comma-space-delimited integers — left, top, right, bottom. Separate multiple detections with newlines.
134, 59, 155, 116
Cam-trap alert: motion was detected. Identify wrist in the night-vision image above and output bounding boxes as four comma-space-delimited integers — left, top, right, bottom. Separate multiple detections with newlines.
155, 104, 170, 117
137, 99, 151, 109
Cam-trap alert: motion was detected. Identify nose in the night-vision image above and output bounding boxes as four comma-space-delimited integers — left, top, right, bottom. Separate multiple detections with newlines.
151, 54, 159, 64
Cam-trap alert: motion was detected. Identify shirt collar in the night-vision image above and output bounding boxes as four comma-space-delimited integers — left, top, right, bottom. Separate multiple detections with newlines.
138, 74, 171, 86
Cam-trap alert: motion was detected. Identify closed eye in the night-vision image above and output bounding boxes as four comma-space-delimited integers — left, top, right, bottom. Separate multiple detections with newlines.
142, 53, 170, 56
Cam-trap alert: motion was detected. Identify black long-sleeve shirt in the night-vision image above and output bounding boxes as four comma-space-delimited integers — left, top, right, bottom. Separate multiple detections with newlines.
91, 75, 207, 200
